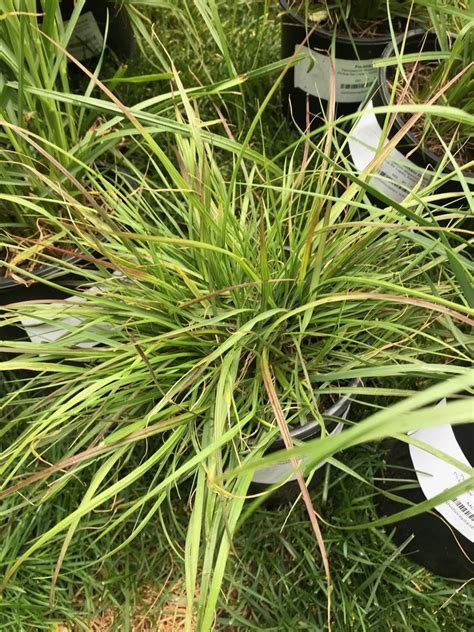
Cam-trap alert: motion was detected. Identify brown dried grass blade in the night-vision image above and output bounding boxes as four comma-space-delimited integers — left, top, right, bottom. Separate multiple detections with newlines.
261, 348, 332, 632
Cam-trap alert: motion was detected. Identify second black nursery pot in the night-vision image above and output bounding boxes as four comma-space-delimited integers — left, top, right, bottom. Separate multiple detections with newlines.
377, 399, 474, 580
280, 0, 399, 130
36, 0, 135, 63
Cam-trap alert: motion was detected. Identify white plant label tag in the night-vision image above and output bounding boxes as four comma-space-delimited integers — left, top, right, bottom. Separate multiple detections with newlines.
20, 272, 123, 349
21, 294, 97, 349
66, 11, 104, 61
294, 46, 378, 103
348, 102, 432, 201
409, 400, 474, 543
252, 406, 350, 486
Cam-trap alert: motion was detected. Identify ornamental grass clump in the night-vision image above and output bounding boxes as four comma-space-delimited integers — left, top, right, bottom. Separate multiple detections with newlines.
1, 83, 473, 629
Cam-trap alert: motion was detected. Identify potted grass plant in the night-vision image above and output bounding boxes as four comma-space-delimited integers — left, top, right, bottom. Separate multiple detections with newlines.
1, 90, 473, 629
0, 2, 141, 343
346, 27, 474, 209
0, 4, 116, 279
280, 0, 423, 128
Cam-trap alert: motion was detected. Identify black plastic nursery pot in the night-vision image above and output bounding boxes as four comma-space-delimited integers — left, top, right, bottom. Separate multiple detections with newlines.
280, 0, 402, 130
347, 30, 474, 210
0, 262, 89, 349
250, 378, 360, 505
37, 0, 135, 64
0, 231, 114, 353
61, 0, 134, 63
0, 266, 85, 393
377, 399, 473, 580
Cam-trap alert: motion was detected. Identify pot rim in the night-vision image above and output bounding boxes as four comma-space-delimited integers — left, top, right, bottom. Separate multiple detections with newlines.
0, 250, 87, 292
267, 376, 362, 452
279, 0, 398, 45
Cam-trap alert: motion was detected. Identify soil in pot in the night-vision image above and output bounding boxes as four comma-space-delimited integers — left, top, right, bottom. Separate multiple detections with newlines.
391, 62, 473, 168
377, 399, 474, 580
347, 31, 474, 213
280, 0, 411, 130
